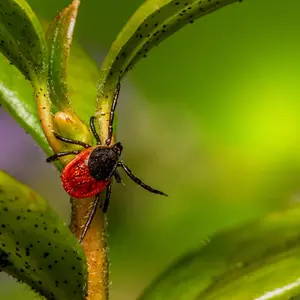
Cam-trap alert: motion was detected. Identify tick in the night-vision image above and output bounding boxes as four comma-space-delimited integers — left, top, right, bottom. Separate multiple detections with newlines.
46, 83, 167, 242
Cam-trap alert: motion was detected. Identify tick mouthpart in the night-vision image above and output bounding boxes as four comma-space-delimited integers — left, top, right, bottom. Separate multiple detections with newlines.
112, 142, 123, 155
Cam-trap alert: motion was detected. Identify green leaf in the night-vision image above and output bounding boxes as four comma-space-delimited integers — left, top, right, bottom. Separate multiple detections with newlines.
97, 0, 241, 102
45, 0, 94, 151
0, 54, 52, 154
46, 0, 80, 109
67, 44, 98, 125
0, 170, 87, 300
0, 0, 48, 82
139, 205, 300, 300
0, 44, 98, 155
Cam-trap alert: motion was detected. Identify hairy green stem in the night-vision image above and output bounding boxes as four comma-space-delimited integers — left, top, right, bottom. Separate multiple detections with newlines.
70, 196, 109, 300
34, 82, 66, 164
34, 80, 107, 299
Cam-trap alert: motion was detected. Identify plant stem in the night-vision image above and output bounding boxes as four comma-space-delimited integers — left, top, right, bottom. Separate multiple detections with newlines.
70, 197, 109, 300
69, 101, 114, 300
34, 83, 64, 159
36, 81, 108, 299
95, 88, 116, 142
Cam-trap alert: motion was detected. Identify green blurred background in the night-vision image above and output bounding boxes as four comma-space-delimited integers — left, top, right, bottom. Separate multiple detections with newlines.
1, 0, 300, 298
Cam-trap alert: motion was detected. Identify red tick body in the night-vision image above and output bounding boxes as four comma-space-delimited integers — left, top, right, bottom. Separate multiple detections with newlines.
61, 147, 109, 198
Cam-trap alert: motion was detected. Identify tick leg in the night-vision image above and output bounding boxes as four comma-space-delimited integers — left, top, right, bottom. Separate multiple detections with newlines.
114, 170, 122, 184
78, 194, 100, 243
105, 82, 120, 146
46, 150, 81, 163
90, 116, 101, 145
118, 161, 168, 196
102, 183, 112, 213
53, 132, 90, 148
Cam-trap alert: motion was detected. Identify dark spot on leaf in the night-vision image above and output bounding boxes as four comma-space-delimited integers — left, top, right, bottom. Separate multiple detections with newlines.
0, 250, 11, 268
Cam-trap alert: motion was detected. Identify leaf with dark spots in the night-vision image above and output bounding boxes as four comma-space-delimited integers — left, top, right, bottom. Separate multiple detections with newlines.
97, 0, 241, 107
0, 170, 87, 300
0, 41, 98, 158
0, 0, 48, 83
139, 204, 300, 300
46, 0, 80, 109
